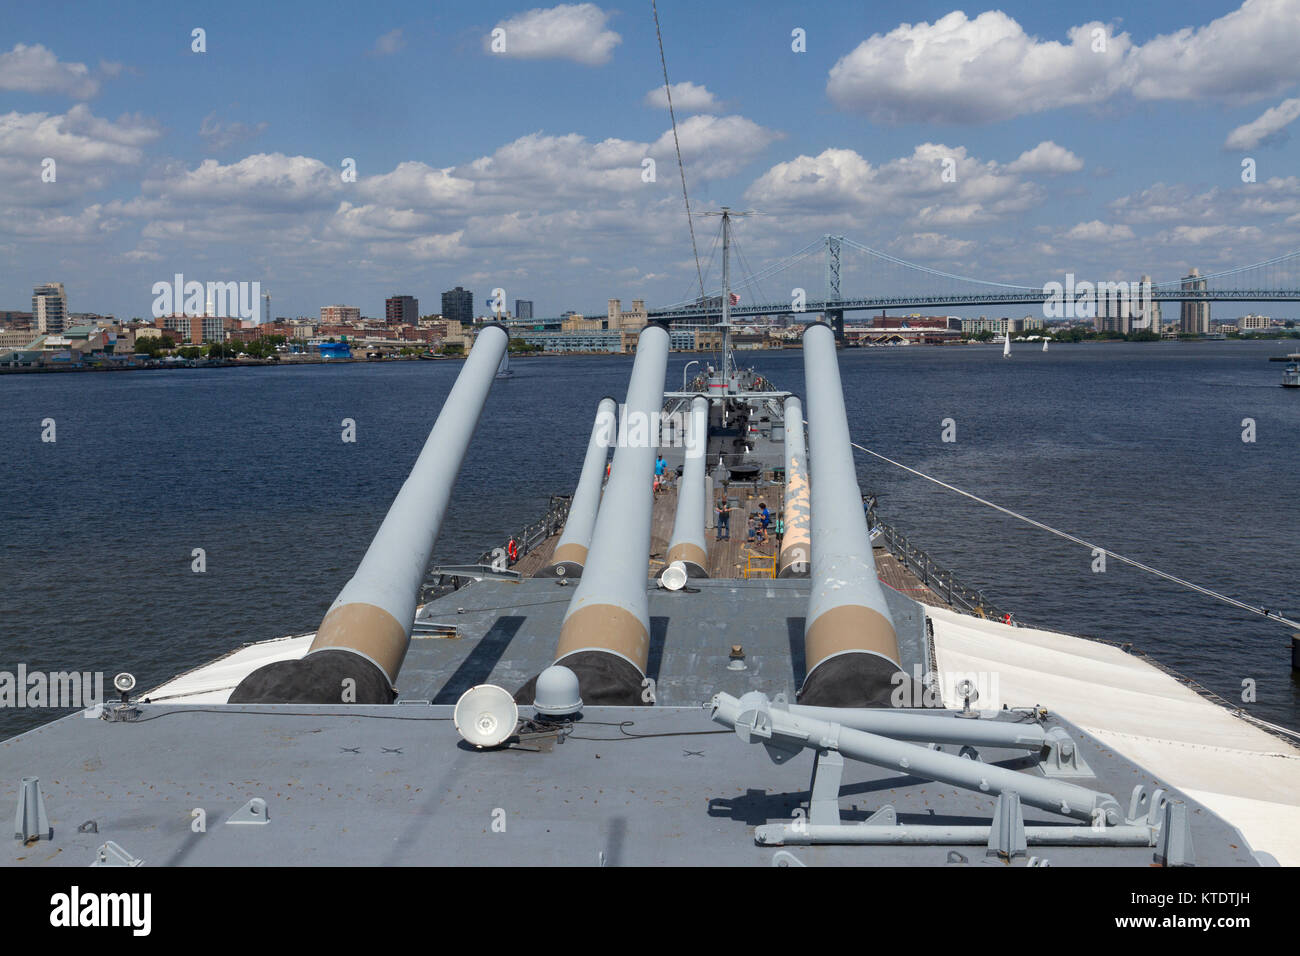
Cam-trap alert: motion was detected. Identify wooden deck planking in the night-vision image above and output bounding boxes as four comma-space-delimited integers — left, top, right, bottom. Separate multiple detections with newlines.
508, 488, 955, 612
511, 535, 558, 577
875, 547, 950, 608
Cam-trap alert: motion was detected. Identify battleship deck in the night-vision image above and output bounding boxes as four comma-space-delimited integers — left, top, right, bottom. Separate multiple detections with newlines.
5, 370, 1295, 866
513, 483, 954, 611
0, 698, 1262, 868
5, 511, 1292, 865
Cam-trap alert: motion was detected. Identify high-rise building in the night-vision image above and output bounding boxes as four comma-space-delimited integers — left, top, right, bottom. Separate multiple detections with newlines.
442, 287, 473, 325
385, 295, 418, 326
1095, 275, 1161, 334
32, 283, 67, 335
514, 299, 534, 321
1180, 268, 1210, 334
320, 305, 361, 325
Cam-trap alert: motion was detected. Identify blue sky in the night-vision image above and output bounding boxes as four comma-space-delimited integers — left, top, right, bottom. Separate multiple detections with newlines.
3, 0, 1300, 320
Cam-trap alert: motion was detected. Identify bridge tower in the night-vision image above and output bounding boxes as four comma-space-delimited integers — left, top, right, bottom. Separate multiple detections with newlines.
825, 234, 844, 342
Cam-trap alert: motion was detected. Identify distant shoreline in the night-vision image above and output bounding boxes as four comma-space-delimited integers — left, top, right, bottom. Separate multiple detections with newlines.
3, 338, 1295, 375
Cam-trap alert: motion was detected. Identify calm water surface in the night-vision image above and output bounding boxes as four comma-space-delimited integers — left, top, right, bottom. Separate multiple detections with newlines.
1, 341, 1296, 734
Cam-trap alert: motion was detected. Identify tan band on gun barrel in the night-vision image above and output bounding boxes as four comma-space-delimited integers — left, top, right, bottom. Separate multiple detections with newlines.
778, 543, 810, 577
778, 456, 811, 577
665, 542, 707, 569
550, 542, 589, 567
555, 603, 649, 672
805, 604, 901, 674
309, 602, 408, 682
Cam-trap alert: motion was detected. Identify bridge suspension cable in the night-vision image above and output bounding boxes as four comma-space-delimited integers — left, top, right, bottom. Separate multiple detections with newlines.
839, 237, 1041, 291
1149, 248, 1300, 288
843, 435, 1300, 632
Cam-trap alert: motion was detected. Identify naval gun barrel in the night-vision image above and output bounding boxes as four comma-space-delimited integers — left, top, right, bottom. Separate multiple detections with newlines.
799, 322, 905, 707
665, 396, 710, 576
231, 324, 509, 704
777, 396, 811, 578
543, 397, 618, 576
551, 324, 670, 704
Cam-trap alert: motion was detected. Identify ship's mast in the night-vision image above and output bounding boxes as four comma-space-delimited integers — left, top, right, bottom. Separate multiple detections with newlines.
721, 206, 732, 385
701, 205, 749, 391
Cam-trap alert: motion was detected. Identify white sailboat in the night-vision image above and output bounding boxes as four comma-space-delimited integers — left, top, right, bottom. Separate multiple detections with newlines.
496, 350, 513, 378
1042, 339, 1049, 352
1003, 330, 1011, 358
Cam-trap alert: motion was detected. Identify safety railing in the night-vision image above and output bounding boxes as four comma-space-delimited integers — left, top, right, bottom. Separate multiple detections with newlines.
743, 553, 777, 579
473, 494, 572, 567
869, 508, 1014, 624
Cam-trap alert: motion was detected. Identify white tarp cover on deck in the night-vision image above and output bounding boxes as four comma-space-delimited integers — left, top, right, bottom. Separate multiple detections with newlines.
927, 604, 1300, 866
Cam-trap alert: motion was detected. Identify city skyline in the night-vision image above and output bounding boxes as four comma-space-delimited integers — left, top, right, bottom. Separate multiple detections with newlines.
4, 1, 1300, 320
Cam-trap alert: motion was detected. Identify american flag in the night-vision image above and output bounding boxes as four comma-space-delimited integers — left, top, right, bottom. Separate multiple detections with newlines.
728, 292, 740, 306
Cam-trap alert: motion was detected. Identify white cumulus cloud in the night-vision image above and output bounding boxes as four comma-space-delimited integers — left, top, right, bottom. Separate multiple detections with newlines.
745, 143, 1044, 226
649, 114, 781, 180
1224, 97, 1300, 149
1007, 141, 1084, 174
826, 12, 1133, 124
0, 105, 159, 164
826, 1, 1300, 124
644, 81, 718, 112
1064, 220, 1134, 241
0, 43, 103, 98
486, 3, 621, 66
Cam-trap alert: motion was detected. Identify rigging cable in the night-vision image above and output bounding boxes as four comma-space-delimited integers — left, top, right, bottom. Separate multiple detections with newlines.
651, 0, 704, 301
842, 435, 1300, 631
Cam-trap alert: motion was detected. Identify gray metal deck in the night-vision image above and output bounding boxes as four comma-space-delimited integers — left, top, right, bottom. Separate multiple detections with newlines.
405, 578, 928, 707
0, 700, 1256, 867
0, 577, 1260, 867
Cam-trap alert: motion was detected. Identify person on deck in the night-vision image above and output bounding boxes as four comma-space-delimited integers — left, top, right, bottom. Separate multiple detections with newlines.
715, 499, 730, 540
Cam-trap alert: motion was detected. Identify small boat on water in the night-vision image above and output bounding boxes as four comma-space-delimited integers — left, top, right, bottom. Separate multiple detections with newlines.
1283, 357, 1300, 388
1003, 332, 1011, 358
1042, 340, 1048, 352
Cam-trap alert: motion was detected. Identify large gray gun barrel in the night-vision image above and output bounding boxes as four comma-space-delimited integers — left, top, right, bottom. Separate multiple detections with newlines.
777, 396, 811, 578
543, 396, 618, 576
231, 324, 509, 704
800, 322, 905, 707
665, 396, 710, 576
551, 324, 670, 704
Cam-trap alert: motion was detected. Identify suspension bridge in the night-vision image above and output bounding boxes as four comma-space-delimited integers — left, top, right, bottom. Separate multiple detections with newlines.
500, 235, 1300, 336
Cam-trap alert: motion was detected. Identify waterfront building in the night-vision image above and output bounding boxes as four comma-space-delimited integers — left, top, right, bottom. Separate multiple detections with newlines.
0, 329, 36, 350
320, 305, 361, 325
1180, 268, 1210, 334
607, 298, 648, 331
442, 287, 473, 326
1095, 275, 1160, 333
32, 283, 67, 335
514, 299, 534, 321
961, 316, 1007, 335
385, 295, 418, 326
